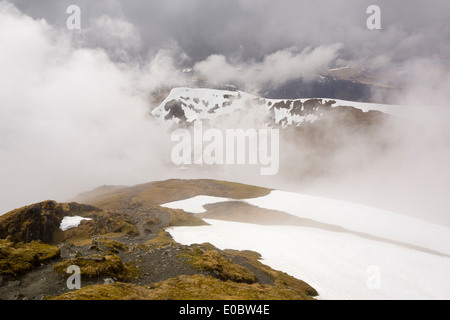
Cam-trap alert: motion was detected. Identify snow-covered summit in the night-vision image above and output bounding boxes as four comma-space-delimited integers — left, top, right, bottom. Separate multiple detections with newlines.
151, 87, 402, 127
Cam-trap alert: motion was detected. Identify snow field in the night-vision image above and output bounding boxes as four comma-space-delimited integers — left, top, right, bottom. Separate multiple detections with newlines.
163, 190, 450, 299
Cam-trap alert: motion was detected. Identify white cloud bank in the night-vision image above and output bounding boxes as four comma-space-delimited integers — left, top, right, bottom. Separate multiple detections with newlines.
0, 3, 179, 214
194, 44, 342, 93
0, 3, 349, 215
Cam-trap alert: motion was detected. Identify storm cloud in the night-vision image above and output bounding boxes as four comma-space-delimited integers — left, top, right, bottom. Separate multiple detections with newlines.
1, 0, 450, 227
9, 0, 450, 95
11, 0, 450, 64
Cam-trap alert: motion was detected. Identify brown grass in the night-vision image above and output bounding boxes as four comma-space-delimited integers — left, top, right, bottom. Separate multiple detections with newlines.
92, 237, 129, 254
0, 239, 60, 277
183, 247, 257, 284
167, 209, 209, 227
48, 274, 315, 300
52, 211, 139, 245
72, 179, 271, 211
145, 229, 176, 246
54, 254, 136, 280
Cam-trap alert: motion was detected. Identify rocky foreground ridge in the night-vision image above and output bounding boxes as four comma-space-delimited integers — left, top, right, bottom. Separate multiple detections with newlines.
0, 179, 318, 300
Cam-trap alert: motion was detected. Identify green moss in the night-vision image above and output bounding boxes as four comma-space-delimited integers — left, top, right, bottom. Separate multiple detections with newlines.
49, 274, 315, 300
54, 254, 135, 280
145, 229, 176, 246
182, 246, 257, 284
46, 282, 146, 300
92, 237, 129, 254
111, 220, 139, 237
0, 240, 60, 277
147, 274, 315, 300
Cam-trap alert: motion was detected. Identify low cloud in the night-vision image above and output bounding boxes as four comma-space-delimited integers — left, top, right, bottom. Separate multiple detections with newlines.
81, 14, 143, 60
194, 44, 343, 94
2, 1, 450, 228
0, 3, 183, 213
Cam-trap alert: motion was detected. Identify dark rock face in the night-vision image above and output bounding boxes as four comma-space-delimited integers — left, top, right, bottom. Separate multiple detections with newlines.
0, 201, 99, 243
0, 201, 61, 243
164, 99, 187, 122
269, 98, 333, 120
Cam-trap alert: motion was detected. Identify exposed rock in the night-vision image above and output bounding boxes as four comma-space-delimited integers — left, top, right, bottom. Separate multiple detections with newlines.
0, 179, 318, 301
163, 99, 187, 122
0, 201, 100, 243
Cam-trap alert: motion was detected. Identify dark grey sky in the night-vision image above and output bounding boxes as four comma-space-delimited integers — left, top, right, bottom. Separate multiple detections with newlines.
2, 0, 450, 225
11, 0, 450, 65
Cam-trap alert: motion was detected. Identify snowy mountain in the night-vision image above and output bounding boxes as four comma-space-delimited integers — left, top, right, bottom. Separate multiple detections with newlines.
151, 87, 403, 127
150, 87, 407, 184
2, 178, 449, 300
162, 188, 450, 300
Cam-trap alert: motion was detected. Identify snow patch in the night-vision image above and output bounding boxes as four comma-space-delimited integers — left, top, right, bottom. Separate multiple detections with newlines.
163, 190, 450, 299
245, 191, 450, 255
168, 219, 450, 300
161, 195, 232, 213
60, 216, 92, 231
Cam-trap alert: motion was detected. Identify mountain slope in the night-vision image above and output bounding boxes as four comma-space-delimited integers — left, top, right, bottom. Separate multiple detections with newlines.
3, 178, 449, 300
72, 179, 271, 211
162, 187, 450, 300
151, 87, 402, 127
0, 179, 316, 301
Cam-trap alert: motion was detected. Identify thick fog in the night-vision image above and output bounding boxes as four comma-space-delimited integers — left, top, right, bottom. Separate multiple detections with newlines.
1, 1, 450, 227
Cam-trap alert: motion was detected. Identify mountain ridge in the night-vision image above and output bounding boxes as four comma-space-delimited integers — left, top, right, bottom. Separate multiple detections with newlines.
0, 179, 317, 300
151, 87, 401, 127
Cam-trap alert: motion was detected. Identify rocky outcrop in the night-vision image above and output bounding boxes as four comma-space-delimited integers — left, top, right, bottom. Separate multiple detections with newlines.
0, 240, 61, 278
0, 201, 100, 243
0, 180, 319, 301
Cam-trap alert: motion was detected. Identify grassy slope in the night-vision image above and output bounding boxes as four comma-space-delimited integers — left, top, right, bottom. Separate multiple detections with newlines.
1, 179, 318, 300
73, 179, 272, 211
49, 274, 315, 300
